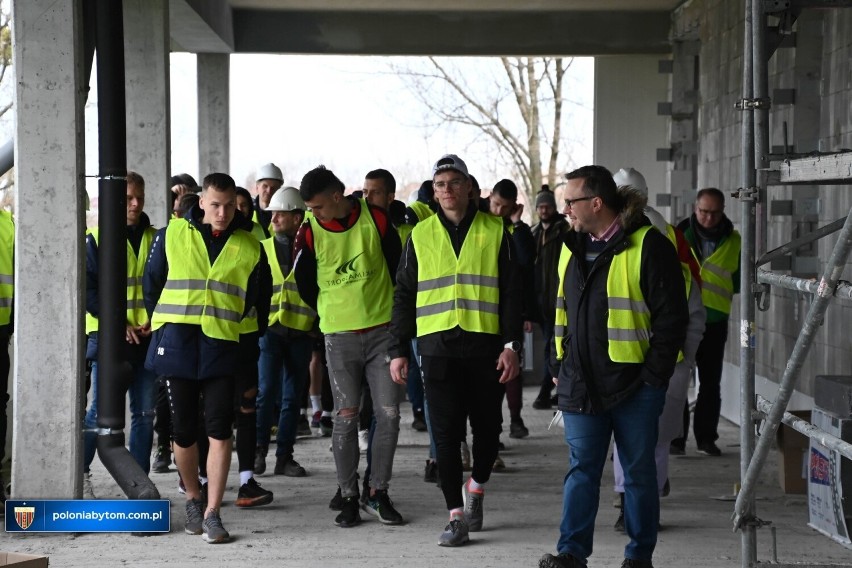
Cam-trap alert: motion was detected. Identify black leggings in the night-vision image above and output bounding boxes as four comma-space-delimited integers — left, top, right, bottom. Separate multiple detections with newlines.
421, 354, 505, 511
167, 375, 235, 447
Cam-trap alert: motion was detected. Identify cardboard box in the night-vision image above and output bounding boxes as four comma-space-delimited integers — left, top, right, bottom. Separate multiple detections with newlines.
0, 552, 48, 567
776, 410, 811, 494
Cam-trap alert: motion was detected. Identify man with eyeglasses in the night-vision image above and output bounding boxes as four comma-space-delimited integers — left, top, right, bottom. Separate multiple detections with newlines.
389, 154, 522, 547
670, 187, 741, 457
539, 165, 687, 568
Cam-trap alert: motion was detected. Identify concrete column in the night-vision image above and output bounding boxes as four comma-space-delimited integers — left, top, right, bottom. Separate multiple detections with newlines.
593, 56, 669, 210
124, 0, 171, 227
11, 0, 86, 498
197, 54, 230, 176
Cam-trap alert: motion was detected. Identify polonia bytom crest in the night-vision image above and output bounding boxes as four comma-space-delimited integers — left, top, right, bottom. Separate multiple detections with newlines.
14, 505, 35, 530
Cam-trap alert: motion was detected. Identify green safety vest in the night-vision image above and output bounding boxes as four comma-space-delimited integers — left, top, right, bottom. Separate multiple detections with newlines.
261, 238, 316, 332
411, 211, 503, 336
0, 211, 13, 326
698, 231, 740, 315
151, 220, 260, 342
85, 226, 156, 334
554, 226, 653, 363
252, 209, 272, 239
311, 199, 393, 333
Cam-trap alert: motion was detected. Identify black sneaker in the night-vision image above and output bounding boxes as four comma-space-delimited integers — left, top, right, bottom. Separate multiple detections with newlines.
412, 410, 428, 432
297, 414, 312, 437
184, 498, 204, 535
362, 489, 404, 525
254, 445, 268, 475
509, 420, 529, 439
319, 415, 333, 437
532, 396, 552, 410
621, 559, 654, 568
235, 478, 273, 508
329, 486, 344, 511
697, 442, 722, 456
151, 445, 171, 473
539, 553, 585, 568
274, 457, 307, 477
438, 518, 469, 547
201, 510, 230, 544
335, 496, 361, 528
423, 460, 438, 483
614, 510, 625, 533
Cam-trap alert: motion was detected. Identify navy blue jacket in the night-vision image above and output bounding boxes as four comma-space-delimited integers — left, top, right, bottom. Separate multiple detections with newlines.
143, 206, 271, 380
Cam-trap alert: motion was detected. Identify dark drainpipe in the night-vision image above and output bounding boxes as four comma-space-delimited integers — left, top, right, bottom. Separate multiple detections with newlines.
93, 0, 159, 501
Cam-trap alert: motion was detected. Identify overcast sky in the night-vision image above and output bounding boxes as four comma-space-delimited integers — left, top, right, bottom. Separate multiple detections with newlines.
78, 54, 594, 203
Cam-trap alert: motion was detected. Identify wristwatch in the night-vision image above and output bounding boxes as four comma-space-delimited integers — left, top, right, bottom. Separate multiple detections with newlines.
503, 340, 522, 353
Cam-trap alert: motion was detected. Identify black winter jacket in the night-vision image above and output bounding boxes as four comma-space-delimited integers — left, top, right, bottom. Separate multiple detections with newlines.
549, 188, 688, 413
143, 206, 272, 380
531, 215, 570, 326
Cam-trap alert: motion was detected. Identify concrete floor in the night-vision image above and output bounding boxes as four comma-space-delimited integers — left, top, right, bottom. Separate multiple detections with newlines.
3, 385, 851, 567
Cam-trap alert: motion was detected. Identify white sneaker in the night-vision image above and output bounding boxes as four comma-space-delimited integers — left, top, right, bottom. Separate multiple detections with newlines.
358, 429, 369, 452
83, 472, 96, 499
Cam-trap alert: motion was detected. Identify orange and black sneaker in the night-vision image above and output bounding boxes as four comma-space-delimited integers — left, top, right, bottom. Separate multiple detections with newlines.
235, 478, 273, 508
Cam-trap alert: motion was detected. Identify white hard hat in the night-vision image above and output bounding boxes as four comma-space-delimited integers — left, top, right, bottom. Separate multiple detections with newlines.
266, 186, 305, 212
613, 167, 647, 196
257, 162, 284, 182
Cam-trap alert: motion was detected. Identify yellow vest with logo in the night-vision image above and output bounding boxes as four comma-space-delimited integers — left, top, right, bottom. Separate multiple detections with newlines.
554, 226, 653, 363
411, 212, 502, 336
311, 199, 393, 334
261, 238, 316, 331
0, 211, 13, 326
151, 220, 260, 342
699, 231, 740, 314
85, 226, 156, 334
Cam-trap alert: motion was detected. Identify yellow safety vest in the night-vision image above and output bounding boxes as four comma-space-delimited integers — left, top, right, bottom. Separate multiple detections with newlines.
151, 220, 260, 342
252, 209, 272, 239
409, 201, 434, 223
0, 211, 13, 327
698, 231, 740, 315
311, 199, 393, 333
249, 221, 267, 242
85, 226, 156, 334
411, 212, 502, 336
554, 226, 653, 363
261, 238, 316, 332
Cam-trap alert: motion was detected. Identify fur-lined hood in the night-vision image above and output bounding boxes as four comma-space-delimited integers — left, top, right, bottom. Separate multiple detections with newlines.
616, 185, 649, 233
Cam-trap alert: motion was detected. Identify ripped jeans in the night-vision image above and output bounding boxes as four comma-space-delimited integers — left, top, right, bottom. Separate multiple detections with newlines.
325, 326, 402, 498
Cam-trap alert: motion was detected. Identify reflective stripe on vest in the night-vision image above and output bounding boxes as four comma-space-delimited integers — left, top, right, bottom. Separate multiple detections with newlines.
699, 231, 740, 314
0, 211, 13, 327
261, 238, 316, 332
554, 226, 654, 363
151, 220, 260, 342
411, 211, 502, 336
85, 225, 156, 334
311, 199, 393, 334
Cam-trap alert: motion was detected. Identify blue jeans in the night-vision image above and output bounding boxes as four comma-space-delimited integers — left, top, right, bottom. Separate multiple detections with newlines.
558, 383, 666, 562
256, 332, 312, 459
83, 360, 158, 474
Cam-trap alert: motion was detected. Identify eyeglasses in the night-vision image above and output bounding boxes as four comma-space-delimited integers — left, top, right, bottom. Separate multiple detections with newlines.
697, 208, 723, 216
434, 179, 466, 192
563, 196, 594, 208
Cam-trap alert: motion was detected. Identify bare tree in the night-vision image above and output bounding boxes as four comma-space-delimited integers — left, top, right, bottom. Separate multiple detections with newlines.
391, 56, 577, 204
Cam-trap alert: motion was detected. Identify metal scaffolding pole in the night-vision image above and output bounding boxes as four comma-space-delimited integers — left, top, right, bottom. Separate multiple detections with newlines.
738, 1, 758, 565
757, 269, 852, 301
733, 204, 852, 531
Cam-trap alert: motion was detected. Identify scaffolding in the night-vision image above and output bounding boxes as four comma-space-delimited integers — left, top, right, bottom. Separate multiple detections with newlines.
733, 1, 852, 567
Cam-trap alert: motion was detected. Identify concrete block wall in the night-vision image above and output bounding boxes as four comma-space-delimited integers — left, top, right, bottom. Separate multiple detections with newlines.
671, 1, 852, 414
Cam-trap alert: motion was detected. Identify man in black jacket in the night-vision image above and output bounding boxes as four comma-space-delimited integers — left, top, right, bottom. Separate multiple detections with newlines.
539, 166, 688, 568
389, 154, 522, 547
